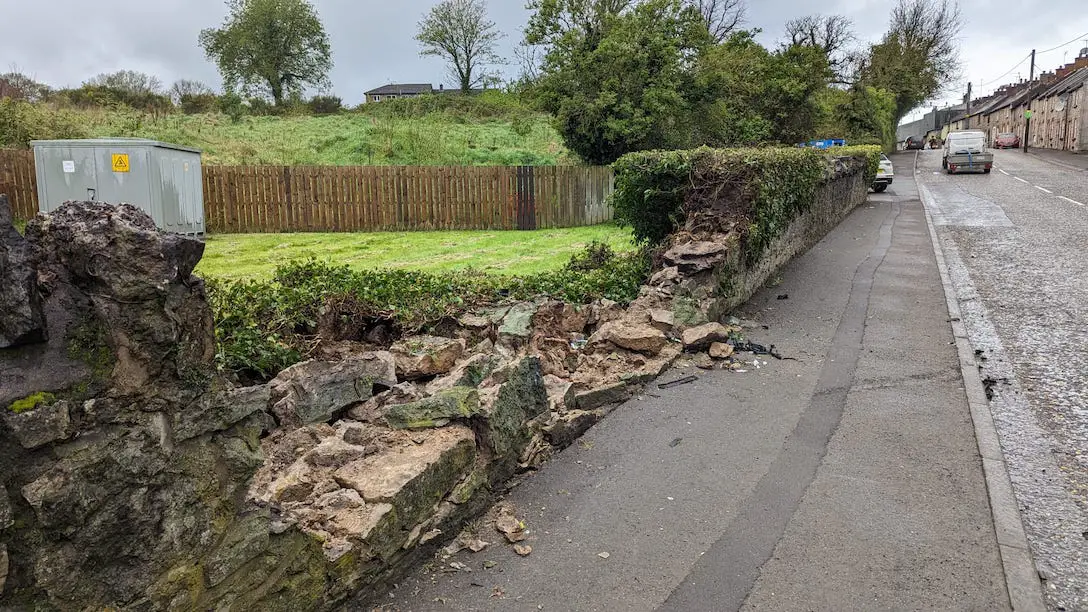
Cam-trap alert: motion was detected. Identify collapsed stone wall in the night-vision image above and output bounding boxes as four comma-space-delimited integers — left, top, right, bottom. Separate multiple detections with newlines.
0, 154, 868, 611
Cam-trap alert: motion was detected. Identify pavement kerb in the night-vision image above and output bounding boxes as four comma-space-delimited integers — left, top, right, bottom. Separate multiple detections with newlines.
912, 152, 1047, 612
1024, 150, 1088, 173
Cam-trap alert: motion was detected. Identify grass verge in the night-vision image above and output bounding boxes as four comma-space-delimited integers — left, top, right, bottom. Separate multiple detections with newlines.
196, 225, 635, 280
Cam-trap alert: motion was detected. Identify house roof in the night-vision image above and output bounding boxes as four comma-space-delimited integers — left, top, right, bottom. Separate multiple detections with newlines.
1038, 67, 1088, 99
364, 83, 433, 96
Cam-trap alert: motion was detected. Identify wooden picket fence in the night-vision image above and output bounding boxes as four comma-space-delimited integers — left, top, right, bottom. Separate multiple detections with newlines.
0, 149, 615, 232
0, 150, 37, 221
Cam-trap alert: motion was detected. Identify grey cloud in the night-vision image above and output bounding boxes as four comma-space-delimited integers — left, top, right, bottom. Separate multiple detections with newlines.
1, 0, 1084, 107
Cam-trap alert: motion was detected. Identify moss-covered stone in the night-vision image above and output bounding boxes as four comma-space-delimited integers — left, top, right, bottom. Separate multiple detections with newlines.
7, 392, 55, 413
448, 465, 490, 505
384, 387, 481, 429
672, 294, 709, 328
480, 357, 549, 482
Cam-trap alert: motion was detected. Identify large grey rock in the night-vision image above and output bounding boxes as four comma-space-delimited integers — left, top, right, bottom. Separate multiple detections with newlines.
2, 201, 214, 409
575, 382, 631, 410
3, 399, 72, 449
384, 387, 481, 429
682, 322, 731, 350
663, 240, 728, 272
269, 354, 394, 427
174, 384, 271, 442
334, 426, 477, 528
203, 512, 270, 587
498, 302, 538, 346
0, 194, 45, 348
542, 410, 602, 448
601, 322, 668, 355
391, 336, 465, 381
478, 357, 549, 481
649, 266, 681, 286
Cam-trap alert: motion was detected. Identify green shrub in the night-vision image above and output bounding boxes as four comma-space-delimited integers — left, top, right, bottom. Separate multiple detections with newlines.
611, 146, 880, 255
218, 93, 246, 123
180, 93, 219, 114
309, 95, 342, 115
206, 244, 650, 382
0, 98, 88, 147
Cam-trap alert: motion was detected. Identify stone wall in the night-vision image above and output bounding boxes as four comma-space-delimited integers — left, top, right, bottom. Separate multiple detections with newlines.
0, 154, 868, 611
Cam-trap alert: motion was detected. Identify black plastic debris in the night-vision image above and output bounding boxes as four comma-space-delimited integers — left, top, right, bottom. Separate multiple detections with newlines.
658, 375, 698, 389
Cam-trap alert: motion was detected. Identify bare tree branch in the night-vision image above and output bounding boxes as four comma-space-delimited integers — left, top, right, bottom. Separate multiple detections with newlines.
417, 0, 505, 93
784, 14, 855, 81
688, 0, 745, 42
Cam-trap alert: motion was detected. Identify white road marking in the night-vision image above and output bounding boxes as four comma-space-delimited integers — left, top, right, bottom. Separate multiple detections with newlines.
999, 169, 1010, 175
1014, 177, 1029, 184
1058, 196, 1085, 207
1035, 186, 1053, 194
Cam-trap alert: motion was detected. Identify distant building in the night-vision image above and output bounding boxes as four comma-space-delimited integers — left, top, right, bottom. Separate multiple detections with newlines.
363, 83, 435, 103
363, 83, 490, 103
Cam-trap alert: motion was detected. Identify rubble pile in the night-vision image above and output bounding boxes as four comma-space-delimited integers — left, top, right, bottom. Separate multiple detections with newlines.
0, 152, 868, 612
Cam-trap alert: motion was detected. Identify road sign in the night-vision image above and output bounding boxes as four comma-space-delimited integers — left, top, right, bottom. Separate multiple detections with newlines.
111, 153, 130, 173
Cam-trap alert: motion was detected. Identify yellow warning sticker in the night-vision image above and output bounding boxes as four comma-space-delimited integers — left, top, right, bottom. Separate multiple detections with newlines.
111, 153, 130, 173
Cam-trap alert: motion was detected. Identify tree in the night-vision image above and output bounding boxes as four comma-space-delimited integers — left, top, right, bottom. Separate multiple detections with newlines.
199, 0, 332, 106
856, 0, 962, 123
84, 70, 164, 95
0, 71, 49, 102
693, 33, 831, 146
416, 0, 504, 94
784, 14, 854, 82
524, 0, 633, 54
688, 0, 745, 42
170, 79, 213, 105
531, 0, 710, 163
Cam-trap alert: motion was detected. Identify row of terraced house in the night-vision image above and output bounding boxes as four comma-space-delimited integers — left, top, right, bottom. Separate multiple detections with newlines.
898, 49, 1088, 153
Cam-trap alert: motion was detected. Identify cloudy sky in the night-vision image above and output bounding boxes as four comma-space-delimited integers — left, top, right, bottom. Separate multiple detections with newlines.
2, 0, 1087, 119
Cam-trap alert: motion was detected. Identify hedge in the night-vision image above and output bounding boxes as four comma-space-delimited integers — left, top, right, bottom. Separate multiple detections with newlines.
206, 243, 650, 382
611, 145, 880, 249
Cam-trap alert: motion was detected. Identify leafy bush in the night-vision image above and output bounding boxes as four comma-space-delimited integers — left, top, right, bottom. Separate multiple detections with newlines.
206, 244, 650, 381
612, 146, 881, 252
309, 95, 342, 115
180, 93, 219, 114
246, 97, 275, 116
356, 90, 532, 123
58, 84, 173, 114
218, 93, 246, 122
0, 99, 88, 147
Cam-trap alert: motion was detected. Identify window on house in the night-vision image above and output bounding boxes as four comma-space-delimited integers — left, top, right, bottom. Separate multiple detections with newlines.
387, 95, 397, 100
373, 95, 381, 102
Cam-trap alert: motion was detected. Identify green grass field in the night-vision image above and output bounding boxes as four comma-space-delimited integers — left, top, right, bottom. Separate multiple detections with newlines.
195, 224, 635, 280
69, 106, 570, 167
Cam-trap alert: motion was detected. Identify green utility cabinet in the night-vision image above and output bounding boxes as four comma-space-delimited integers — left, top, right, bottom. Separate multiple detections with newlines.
31, 138, 204, 235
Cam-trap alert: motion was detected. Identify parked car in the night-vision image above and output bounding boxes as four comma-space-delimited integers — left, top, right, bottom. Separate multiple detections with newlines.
943, 130, 993, 174
872, 154, 894, 192
994, 132, 1020, 149
905, 136, 926, 150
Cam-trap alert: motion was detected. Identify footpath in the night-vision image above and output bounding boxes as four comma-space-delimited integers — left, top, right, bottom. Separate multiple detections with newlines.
1026, 147, 1088, 172
373, 158, 1032, 611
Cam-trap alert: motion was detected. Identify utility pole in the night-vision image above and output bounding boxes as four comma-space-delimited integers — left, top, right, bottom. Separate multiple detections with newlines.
965, 82, 972, 129
1024, 49, 1036, 153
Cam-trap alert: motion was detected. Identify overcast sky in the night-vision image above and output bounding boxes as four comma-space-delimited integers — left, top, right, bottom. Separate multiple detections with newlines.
2, 0, 1087, 120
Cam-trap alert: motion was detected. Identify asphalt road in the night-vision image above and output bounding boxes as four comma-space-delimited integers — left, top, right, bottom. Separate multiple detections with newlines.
916, 148, 1088, 611
366, 163, 1011, 611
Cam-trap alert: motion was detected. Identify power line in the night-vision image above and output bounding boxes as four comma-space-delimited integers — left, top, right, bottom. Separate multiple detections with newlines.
1037, 30, 1088, 55
979, 52, 1032, 87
